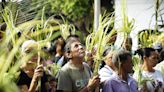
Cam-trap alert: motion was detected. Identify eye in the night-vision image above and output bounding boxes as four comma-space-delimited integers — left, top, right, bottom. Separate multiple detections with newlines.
74, 44, 79, 48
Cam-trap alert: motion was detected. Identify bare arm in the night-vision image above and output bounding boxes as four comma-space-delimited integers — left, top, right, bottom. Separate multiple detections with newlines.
28, 65, 44, 92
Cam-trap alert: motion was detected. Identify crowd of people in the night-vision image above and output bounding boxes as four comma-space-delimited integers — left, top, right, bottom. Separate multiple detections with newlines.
12, 33, 164, 92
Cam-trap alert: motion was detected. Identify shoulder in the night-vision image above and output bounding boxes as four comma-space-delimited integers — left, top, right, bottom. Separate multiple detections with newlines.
99, 65, 112, 73
103, 77, 116, 91
83, 62, 92, 72
128, 75, 137, 84
83, 62, 90, 68
104, 75, 117, 85
154, 70, 164, 79
155, 69, 163, 74
60, 62, 72, 71
155, 61, 164, 71
17, 70, 31, 87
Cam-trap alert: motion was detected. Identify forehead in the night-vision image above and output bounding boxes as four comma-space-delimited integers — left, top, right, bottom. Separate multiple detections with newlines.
124, 55, 132, 64
150, 51, 158, 57
71, 41, 81, 46
106, 51, 114, 58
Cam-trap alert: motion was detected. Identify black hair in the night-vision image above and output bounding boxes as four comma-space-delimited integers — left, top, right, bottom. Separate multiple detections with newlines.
64, 39, 78, 53
0, 23, 6, 31
48, 36, 66, 55
159, 49, 164, 63
103, 47, 111, 57
51, 35, 62, 42
112, 50, 131, 69
64, 39, 81, 60
100, 47, 112, 69
127, 37, 132, 45
135, 48, 155, 60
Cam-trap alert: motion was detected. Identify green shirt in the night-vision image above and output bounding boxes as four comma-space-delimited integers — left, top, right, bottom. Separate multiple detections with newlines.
57, 62, 92, 92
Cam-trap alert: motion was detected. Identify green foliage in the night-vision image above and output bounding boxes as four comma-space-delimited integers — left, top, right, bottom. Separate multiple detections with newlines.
132, 55, 144, 85
138, 30, 153, 48
50, 0, 91, 21
138, 29, 161, 48
133, 55, 154, 91
115, 0, 135, 49
86, 12, 116, 75
120, 0, 135, 34
0, 6, 63, 92
45, 63, 61, 76
60, 23, 76, 40
0, 14, 32, 92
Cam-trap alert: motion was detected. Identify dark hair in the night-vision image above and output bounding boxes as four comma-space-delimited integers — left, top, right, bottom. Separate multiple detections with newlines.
103, 47, 111, 57
64, 39, 80, 53
159, 49, 164, 63
64, 39, 81, 60
0, 23, 6, 31
126, 37, 132, 45
66, 35, 80, 43
48, 36, 65, 54
55, 37, 65, 50
112, 50, 131, 69
135, 48, 155, 60
51, 35, 62, 42
100, 47, 112, 69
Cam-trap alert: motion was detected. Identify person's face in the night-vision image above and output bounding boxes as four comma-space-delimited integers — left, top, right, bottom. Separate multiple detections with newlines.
70, 41, 85, 59
56, 43, 62, 53
123, 38, 132, 51
23, 55, 38, 71
146, 51, 159, 67
105, 52, 113, 67
122, 55, 133, 73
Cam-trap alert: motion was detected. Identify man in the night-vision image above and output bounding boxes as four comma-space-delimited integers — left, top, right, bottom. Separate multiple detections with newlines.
103, 50, 138, 92
57, 39, 100, 92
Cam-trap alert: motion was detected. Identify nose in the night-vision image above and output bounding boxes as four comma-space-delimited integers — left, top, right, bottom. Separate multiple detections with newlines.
79, 44, 84, 50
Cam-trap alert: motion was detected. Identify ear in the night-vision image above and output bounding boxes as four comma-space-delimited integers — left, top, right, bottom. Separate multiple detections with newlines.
66, 51, 72, 59
143, 56, 147, 62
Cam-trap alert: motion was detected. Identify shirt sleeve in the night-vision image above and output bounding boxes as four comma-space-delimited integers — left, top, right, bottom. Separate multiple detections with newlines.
130, 79, 138, 92
102, 80, 113, 92
57, 70, 72, 91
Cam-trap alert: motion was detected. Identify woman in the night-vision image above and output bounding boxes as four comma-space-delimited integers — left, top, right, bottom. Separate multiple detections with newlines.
133, 48, 164, 92
17, 40, 49, 92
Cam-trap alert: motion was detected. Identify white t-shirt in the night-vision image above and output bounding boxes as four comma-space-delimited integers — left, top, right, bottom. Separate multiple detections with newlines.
155, 61, 164, 76
133, 69, 164, 92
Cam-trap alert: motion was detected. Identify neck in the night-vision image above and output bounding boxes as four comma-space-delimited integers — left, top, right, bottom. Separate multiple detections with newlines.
70, 58, 84, 68
55, 52, 62, 57
142, 63, 155, 72
118, 69, 128, 82
23, 69, 34, 78
108, 63, 116, 71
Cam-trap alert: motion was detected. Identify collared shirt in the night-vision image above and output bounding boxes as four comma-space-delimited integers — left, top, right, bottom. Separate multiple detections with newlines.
99, 65, 115, 82
103, 74, 138, 92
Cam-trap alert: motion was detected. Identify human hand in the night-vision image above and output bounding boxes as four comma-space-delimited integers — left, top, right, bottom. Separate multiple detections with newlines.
32, 64, 44, 81
87, 75, 100, 91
